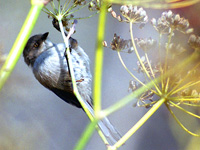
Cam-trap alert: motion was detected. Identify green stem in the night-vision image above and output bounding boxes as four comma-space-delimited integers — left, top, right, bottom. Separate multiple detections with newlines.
144, 53, 160, 89
103, 78, 159, 117
112, 98, 166, 149
93, 1, 107, 114
61, 0, 71, 14
169, 101, 200, 119
58, 16, 107, 146
164, 30, 173, 69
57, 18, 93, 120
74, 120, 98, 150
166, 103, 200, 137
58, 2, 109, 145
117, 51, 158, 95
129, 22, 161, 95
0, 1, 44, 91
167, 62, 200, 96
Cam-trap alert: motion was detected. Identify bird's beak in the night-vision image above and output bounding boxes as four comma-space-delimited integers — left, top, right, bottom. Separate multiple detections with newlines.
42, 32, 49, 41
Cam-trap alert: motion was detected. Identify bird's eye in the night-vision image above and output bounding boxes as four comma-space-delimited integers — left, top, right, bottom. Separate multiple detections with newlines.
33, 42, 39, 48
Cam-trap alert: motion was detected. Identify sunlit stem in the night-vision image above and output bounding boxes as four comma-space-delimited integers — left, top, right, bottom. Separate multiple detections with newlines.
93, 1, 110, 145
169, 97, 200, 102
182, 102, 200, 107
103, 77, 160, 117
144, 52, 160, 89
144, 53, 155, 78
167, 62, 200, 96
158, 34, 165, 92
42, 7, 55, 17
74, 120, 98, 150
112, 98, 166, 148
117, 51, 158, 95
164, 77, 170, 93
165, 103, 200, 136
63, 0, 95, 17
57, 16, 93, 119
62, 0, 71, 14
93, 1, 108, 114
169, 78, 200, 98
58, 15, 109, 145
50, 0, 57, 13
129, 22, 162, 95
169, 101, 200, 119
163, 29, 173, 92
0, 1, 44, 91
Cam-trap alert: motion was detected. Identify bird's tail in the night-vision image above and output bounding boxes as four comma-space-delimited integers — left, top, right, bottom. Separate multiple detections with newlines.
85, 101, 121, 145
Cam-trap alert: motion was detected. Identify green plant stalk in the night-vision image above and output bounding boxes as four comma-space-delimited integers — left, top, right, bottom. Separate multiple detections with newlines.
57, 18, 93, 120
163, 29, 173, 93
129, 22, 161, 95
93, 1, 107, 115
167, 63, 200, 96
103, 47, 200, 117
64, 0, 96, 17
165, 103, 200, 137
112, 98, 166, 149
144, 52, 161, 89
0, 1, 44, 91
102, 78, 158, 117
74, 120, 98, 150
169, 101, 200, 119
57, 11, 109, 146
117, 51, 157, 94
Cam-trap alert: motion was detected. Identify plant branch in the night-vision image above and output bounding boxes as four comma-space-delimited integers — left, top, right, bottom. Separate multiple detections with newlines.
93, 1, 108, 114
129, 22, 162, 95
166, 103, 200, 136
74, 120, 98, 150
0, 0, 46, 91
111, 98, 166, 148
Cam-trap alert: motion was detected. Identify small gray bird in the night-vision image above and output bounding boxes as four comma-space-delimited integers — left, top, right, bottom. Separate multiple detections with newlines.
23, 32, 121, 145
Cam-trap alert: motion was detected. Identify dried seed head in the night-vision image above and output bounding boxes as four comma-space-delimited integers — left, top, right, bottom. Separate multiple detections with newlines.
135, 38, 157, 52
151, 10, 193, 35
110, 33, 132, 52
128, 80, 138, 92
167, 43, 186, 58
120, 5, 148, 24
88, 1, 100, 11
74, 0, 86, 5
151, 17, 170, 35
188, 34, 200, 50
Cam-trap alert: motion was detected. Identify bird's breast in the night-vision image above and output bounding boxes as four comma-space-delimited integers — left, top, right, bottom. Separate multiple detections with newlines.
32, 44, 92, 100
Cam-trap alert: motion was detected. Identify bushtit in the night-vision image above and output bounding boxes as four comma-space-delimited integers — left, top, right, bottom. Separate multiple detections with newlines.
23, 32, 121, 144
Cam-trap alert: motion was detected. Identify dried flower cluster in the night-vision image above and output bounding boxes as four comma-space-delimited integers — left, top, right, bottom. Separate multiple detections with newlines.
128, 80, 155, 108
43, 0, 101, 33
104, 33, 133, 53
110, 5, 148, 27
74, 0, 86, 5
166, 43, 186, 58
151, 10, 193, 35
120, 5, 148, 23
88, 0, 102, 11
107, 6, 200, 136
188, 34, 200, 51
135, 38, 157, 52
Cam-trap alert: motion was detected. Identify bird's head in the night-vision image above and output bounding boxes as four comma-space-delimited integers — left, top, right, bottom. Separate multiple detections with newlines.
23, 32, 53, 66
